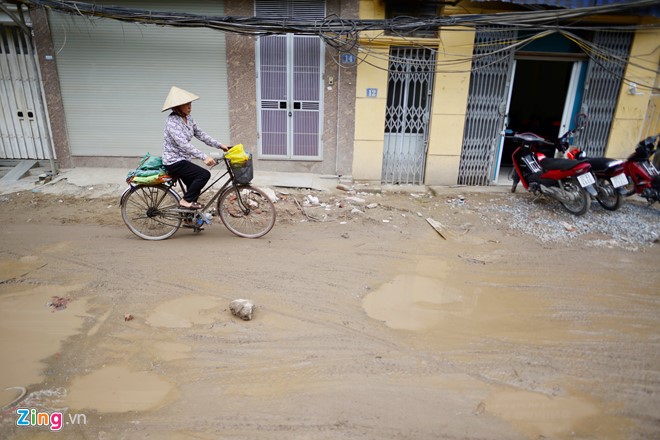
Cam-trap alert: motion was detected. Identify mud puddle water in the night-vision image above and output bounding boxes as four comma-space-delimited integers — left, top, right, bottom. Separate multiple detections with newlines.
484, 388, 630, 439
362, 258, 569, 344
64, 365, 175, 412
362, 258, 633, 438
0, 258, 89, 407
146, 295, 222, 328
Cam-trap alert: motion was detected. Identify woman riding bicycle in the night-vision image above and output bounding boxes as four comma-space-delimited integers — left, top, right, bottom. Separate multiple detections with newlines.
161, 86, 229, 209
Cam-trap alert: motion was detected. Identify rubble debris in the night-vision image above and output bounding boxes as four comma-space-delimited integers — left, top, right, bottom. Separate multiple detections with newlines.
345, 196, 366, 205
230, 299, 254, 321
560, 221, 576, 232
426, 218, 448, 240
292, 196, 326, 222
305, 195, 320, 206
336, 184, 352, 192
47, 296, 71, 311
260, 187, 279, 203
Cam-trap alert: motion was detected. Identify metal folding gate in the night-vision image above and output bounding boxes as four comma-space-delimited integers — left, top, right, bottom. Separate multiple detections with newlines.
459, 28, 632, 185
574, 31, 633, 156
0, 24, 52, 160
382, 47, 436, 185
458, 27, 517, 186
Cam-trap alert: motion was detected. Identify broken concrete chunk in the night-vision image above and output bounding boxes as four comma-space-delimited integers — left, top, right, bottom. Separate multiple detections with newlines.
260, 187, 279, 203
345, 196, 366, 205
229, 299, 254, 321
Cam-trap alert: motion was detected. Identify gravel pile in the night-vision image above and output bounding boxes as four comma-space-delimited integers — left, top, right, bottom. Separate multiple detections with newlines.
475, 193, 659, 250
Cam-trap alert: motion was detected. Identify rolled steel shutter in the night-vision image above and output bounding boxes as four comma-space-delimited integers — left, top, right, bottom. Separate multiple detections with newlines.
48, 0, 229, 157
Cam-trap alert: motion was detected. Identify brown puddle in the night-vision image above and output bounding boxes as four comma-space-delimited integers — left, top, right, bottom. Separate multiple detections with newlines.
484, 388, 630, 439
0, 259, 88, 407
146, 295, 221, 328
65, 365, 175, 412
362, 273, 464, 331
362, 258, 571, 345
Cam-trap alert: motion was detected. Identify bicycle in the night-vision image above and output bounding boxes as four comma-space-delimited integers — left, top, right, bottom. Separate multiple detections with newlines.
120, 153, 276, 240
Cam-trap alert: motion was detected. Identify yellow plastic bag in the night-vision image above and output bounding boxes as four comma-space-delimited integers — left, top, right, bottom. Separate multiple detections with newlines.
225, 144, 250, 165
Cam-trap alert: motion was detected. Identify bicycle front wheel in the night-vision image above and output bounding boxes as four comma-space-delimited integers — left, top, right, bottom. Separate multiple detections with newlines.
217, 186, 276, 238
121, 185, 182, 240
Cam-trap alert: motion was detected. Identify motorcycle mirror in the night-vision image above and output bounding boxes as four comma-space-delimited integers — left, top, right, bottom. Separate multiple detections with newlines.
574, 113, 588, 130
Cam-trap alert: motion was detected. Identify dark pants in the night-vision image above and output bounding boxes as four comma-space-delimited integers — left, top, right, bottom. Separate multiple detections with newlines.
165, 160, 210, 203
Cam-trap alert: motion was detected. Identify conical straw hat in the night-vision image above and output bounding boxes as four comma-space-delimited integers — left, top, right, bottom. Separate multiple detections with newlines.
161, 86, 199, 112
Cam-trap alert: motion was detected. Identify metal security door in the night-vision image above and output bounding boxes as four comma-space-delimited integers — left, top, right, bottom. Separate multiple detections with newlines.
382, 47, 435, 184
0, 25, 52, 160
575, 30, 633, 156
257, 34, 323, 159
459, 27, 517, 185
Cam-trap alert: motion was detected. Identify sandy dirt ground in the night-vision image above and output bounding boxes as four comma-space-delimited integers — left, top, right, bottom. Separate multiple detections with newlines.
0, 183, 658, 440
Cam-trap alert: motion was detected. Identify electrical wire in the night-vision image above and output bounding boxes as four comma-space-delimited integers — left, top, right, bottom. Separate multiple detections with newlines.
15, 0, 660, 89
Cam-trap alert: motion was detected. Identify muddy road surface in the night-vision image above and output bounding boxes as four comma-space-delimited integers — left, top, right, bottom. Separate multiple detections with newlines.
0, 185, 658, 439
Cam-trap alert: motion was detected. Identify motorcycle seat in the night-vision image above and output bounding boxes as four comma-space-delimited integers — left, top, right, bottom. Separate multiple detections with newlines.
540, 157, 588, 171
587, 157, 623, 173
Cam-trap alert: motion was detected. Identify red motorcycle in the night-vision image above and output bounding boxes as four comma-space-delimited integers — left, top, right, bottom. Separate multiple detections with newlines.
622, 134, 660, 205
510, 131, 597, 216
564, 147, 628, 212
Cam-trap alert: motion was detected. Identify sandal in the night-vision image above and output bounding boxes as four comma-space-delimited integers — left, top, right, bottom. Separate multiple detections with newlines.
180, 201, 203, 210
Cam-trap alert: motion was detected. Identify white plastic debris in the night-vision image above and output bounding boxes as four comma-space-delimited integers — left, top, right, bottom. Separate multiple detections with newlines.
229, 299, 254, 321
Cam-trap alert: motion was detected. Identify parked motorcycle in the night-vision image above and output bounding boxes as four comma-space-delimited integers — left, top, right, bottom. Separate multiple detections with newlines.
509, 130, 597, 216
621, 134, 660, 205
563, 148, 628, 212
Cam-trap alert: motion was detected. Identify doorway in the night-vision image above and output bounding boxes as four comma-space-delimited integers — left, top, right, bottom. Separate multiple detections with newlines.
256, 34, 324, 159
497, 59, 574, 174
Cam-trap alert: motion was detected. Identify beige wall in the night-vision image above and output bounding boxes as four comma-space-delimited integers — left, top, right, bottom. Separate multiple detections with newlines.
352, 46, 389, 181
425, 27, 475, 186
607, 26, 660, 158
353, 1, 476, 184
355, 1, 658, 184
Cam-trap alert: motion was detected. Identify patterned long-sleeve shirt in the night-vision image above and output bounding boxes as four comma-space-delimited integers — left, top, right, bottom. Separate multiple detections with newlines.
162, 113, 222, 165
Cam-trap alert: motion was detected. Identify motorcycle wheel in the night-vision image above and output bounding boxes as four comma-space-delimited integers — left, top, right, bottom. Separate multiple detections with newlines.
559, 178, 591, 216
596, 178, 623, 211
511, 171, 519, 193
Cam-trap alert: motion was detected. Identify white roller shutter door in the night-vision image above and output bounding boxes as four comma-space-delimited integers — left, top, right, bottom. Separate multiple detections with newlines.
49, 1, 229, 157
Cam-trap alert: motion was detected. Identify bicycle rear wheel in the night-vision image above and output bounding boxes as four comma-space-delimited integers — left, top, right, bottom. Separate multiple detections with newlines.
121, 185, 182, 240
217, 185, 276, 238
